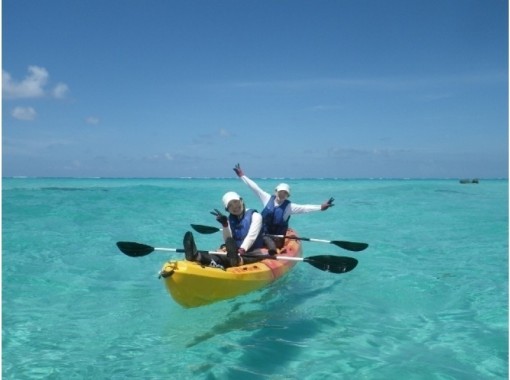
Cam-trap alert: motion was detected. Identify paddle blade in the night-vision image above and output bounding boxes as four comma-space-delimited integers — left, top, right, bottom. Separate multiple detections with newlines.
331, 241, 369, 252
116, 241, 155, 257
190, 224, 221, 234
304, 255, 358, 274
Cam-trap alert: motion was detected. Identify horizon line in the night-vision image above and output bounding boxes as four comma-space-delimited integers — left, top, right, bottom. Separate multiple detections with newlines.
3, 176, 507, 181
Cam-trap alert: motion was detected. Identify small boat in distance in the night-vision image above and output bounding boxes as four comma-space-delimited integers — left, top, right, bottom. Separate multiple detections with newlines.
459, 178, 479, 184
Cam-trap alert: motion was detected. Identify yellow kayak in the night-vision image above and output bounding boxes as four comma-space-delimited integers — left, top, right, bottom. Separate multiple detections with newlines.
159, 228, 303, 308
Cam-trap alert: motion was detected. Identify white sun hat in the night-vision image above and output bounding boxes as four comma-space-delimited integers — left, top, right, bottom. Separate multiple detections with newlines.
222, 191, 242, 208
275, 183, 291, 196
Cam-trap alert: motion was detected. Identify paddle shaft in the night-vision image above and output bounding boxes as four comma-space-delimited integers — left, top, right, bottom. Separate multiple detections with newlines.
152, 247, 311, 262
189, 224, 368, 252
116, 241, 358, 273
118, 241, 301, 260
191, 225, 342, 243
268, 235, 330, 244
154, 247, 226, 255
276, 235, 368, 251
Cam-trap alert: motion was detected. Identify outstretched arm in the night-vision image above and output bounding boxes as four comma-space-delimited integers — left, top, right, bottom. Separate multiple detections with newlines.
233, 163, 271, 206
290, 197, 335, 214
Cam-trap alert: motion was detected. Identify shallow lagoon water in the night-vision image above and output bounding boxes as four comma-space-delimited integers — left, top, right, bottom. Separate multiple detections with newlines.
3, 178, 508, 379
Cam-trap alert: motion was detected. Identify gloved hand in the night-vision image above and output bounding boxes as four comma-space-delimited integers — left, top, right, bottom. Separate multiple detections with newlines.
233, 163, 244, 177
210, 208, 228, 227
321, 197, 335, 211
238, 248, 246, 255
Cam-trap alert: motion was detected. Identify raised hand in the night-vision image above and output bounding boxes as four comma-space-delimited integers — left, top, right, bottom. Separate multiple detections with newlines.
210, 208, 228, 227
321, 197, 335, 211
233, 163, 245, 177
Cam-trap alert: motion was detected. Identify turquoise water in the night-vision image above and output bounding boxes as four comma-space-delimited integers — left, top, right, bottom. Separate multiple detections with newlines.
3, 178, 508, 379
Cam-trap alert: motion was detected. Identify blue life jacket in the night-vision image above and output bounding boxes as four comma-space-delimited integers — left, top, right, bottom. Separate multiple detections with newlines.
261, 196, 290, 235
228, 209, 264, 250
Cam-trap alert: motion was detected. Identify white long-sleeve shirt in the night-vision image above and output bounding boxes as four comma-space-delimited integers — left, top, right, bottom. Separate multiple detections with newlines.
222, 209, 262, 252
239, 175, 322, 222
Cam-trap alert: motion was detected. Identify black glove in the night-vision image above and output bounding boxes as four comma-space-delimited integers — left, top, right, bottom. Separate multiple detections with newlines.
233, 163, 244, 177
210, 208, 228, 227
321, 197, 335, 211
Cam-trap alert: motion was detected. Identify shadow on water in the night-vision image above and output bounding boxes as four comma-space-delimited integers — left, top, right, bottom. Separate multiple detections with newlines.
433, 189, 465, 195
185, 277, 341, 379
226, 316, 336, 379
186, 282, 331, 349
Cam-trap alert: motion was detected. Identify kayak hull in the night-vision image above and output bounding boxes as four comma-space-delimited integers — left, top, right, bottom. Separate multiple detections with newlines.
159, 228, 302, 308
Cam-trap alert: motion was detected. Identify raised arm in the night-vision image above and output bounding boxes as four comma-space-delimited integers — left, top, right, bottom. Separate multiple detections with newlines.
233, 163, 271, 206
289, 197, 335, 215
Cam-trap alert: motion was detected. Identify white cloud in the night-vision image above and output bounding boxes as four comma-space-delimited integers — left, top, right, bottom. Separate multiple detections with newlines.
145, 153, 174, 161
12, 106, 37, 121
310, 104, 344, 111
53, 83, 69, 99
85, 116, 100, 125
3, 66, 69, 99
3, 66, 48, 99
219, 128, 231, 137
226, 71, 506, 92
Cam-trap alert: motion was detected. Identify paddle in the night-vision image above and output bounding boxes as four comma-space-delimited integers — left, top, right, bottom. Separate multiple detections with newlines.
191, 224, 221, 234
116, 242, 358, 274
116, 241, 223, 258
190, 224, 368, 252
267, 234, 368, 252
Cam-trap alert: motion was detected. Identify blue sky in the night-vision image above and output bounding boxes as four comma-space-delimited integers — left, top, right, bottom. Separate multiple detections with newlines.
3, 0, 508, 178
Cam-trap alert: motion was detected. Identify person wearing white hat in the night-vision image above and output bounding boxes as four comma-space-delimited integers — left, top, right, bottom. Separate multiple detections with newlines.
183, 191, 265, 268
233, 163, 334, 250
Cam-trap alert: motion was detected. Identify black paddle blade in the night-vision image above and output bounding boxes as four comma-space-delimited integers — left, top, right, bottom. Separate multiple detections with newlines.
332, 241, 369, 252
304, 255, 358, 274
116, 241, 155, 257
190, 224, 220, 234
